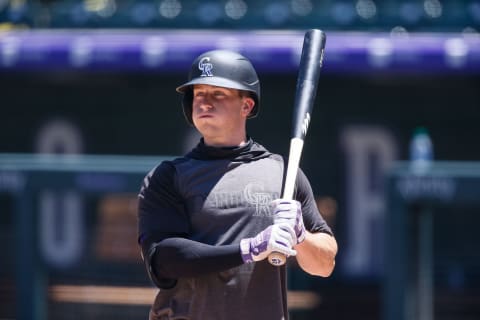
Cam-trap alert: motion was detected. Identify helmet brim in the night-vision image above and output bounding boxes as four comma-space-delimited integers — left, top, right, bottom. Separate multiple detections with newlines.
176, 76, 259, 95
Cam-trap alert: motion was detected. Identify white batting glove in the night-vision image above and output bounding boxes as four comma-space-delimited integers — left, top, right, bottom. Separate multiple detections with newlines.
240, 224, 297, 263
271, 199, 306, 244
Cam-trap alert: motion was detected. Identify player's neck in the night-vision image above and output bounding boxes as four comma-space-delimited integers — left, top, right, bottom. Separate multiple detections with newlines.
203, 132, 248, 148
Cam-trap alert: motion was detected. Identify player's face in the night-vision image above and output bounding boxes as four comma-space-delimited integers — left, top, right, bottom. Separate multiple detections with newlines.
192, 84, 254, 146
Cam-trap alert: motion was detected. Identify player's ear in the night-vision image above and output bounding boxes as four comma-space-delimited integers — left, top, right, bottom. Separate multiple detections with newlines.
242, 97, 255, 116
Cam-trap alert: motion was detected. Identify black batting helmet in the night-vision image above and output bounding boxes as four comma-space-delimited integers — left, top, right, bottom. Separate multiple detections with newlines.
176, 50, 260, 125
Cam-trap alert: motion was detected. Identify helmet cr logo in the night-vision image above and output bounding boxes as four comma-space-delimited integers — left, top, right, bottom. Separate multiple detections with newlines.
198, 57, 213, 77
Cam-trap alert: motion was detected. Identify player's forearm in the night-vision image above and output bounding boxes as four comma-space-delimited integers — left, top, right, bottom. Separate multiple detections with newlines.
295, 231, 337, 277
150, 237, 243, 280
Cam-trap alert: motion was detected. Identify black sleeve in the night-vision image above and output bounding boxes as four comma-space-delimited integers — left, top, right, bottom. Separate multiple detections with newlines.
295, 168, 333, 236
137, 160, 190, 288
147, 237, 244, 288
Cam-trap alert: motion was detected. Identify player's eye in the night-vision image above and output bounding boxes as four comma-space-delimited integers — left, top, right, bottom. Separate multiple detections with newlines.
214, 91, 227, 97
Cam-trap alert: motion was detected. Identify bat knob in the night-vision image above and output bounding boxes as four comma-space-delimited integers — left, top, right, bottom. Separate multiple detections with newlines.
268, 252, 287, 266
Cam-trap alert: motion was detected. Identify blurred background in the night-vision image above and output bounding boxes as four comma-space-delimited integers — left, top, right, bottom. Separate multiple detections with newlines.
1, 0, 480, 319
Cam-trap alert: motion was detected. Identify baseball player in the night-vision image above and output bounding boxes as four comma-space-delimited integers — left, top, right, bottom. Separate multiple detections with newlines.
137, 50, 337, 320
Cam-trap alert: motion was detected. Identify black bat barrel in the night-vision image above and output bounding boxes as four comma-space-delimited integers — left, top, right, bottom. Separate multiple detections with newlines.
292, 29, 326, 140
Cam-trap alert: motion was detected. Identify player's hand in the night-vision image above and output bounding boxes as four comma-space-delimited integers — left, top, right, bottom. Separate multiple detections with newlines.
240, 224, 297, 263
271, 199, 306, 245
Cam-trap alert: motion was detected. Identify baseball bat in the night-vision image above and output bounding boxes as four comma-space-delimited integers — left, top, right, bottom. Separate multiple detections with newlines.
268, 29, 326, 266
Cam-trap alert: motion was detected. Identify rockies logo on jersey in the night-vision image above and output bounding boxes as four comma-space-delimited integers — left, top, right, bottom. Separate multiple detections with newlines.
198, 57, 213, 77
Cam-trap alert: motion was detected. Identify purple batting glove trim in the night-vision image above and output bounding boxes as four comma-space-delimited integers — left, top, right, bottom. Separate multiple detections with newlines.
294, 205, 306, 243
240, 238, 253, 263
275, 240, 289, 247
252, 226, 271, 252
240, 226, 273, 263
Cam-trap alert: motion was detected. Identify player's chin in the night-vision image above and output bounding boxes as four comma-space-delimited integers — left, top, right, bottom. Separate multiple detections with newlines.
193, 118, 218, 132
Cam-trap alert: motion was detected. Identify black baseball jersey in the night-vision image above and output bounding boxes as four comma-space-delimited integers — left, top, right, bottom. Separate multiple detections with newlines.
138, 138, 332, 320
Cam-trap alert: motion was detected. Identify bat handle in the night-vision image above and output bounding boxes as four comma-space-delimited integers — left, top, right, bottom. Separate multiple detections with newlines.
267, 138, 305, 266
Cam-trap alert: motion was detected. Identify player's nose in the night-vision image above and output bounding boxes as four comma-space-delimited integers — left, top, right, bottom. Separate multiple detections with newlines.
198, 101, 214, 112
